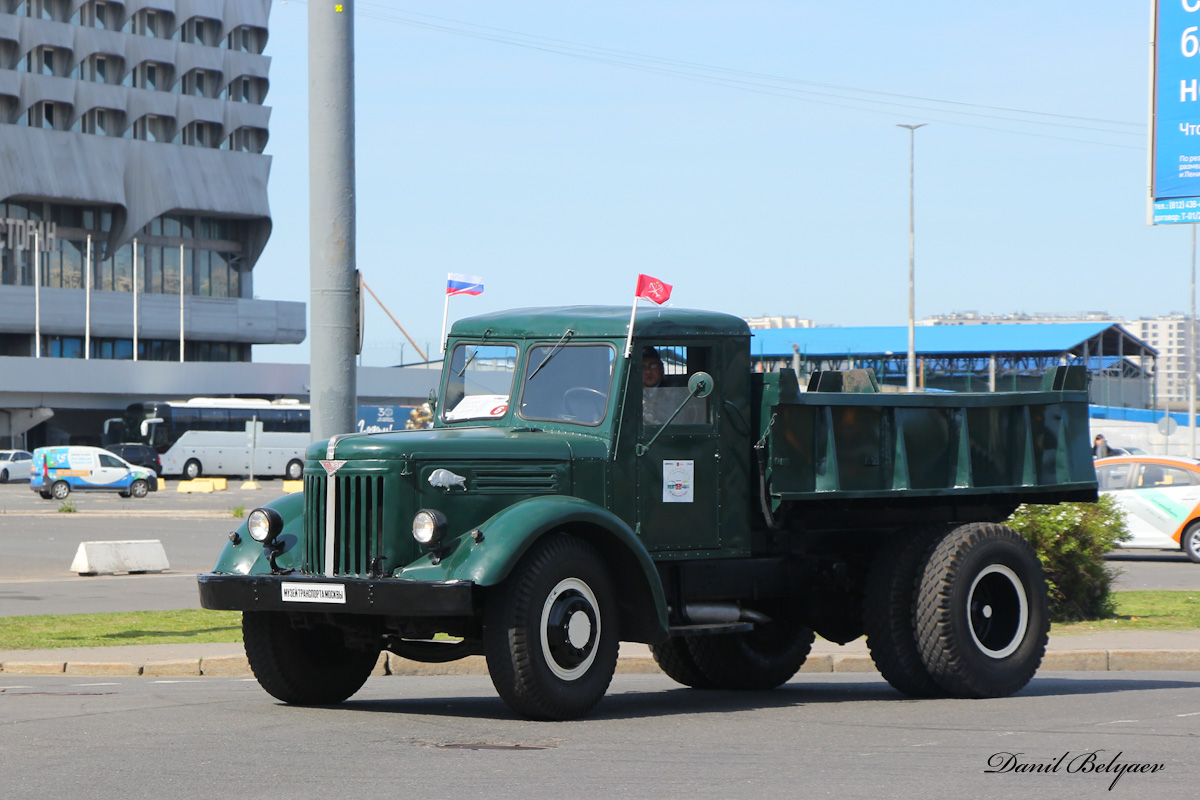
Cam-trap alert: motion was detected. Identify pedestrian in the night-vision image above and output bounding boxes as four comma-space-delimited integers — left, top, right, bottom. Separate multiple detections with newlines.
1093, 434, 1111, 459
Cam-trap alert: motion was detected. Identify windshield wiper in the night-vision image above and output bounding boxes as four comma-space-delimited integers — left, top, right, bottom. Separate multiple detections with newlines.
457, 349, 479, 377
526, 329, 574, 382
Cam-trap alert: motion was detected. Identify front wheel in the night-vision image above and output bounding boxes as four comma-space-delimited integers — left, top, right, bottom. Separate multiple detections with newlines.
483, 534, 619, 720
242, 611, 380, 705
1183, 521, 1200, 564
51, 481, 70, 500
915, 522, 1049, 699
0, 468, 8, 483
183, 459, 202, 480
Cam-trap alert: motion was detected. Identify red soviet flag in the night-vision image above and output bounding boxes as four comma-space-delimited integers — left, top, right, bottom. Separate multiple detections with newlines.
635, 274, 673, 305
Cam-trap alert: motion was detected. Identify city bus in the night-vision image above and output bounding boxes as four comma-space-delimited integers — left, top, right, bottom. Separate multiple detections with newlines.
122, 398, 310, 480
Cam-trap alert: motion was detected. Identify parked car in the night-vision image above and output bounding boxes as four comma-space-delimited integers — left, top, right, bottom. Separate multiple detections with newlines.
1095, 454, 1200, 563
0, 449, 33, 483
105, 443, 162, 475
30, 446, 157, 500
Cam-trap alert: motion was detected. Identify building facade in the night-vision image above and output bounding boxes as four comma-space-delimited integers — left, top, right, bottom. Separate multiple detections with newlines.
1, 0, 307, 448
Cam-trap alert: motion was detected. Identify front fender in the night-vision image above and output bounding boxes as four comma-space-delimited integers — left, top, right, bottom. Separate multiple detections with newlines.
398, 495, 668, 644
210, 491, 306, 575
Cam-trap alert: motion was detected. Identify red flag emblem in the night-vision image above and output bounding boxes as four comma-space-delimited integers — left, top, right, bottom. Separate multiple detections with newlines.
635, 274, 673, 305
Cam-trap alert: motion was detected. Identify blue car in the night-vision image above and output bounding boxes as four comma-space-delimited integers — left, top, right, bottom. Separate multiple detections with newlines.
31, 446, 158, 500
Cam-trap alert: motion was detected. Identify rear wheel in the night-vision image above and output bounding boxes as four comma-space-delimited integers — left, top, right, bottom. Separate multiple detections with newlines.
483, 534, 619, 720
285, 459, 304, 481
130, 479, 149, 499
51, 481, 70, 500
915, 523, 1048, 698
1183, 521, 1200, 564
242, 611, 379, 705
650, 637, 716, 689
183, 459, 202, 480
685, 611, 814, 690
863, 526, 947, 697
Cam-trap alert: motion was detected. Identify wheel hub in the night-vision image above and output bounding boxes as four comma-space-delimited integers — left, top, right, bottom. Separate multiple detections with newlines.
967, 564, 1028, 659
540, 578, 600, 681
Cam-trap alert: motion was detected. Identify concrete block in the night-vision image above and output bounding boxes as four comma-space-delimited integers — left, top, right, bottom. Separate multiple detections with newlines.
798, 654, 834, 673
209, 478, 228, 491
831, 654, 878, 673
142, 660, 202, 677
240, 480, 260, 491
199, 655, 252, 676
1040, 650, 1109, 671
70, 540, 170, 575
615, 658, 661, 674
1, 661, 66, 675
176, 480, 211, 493
65, 661, 141, 677
1109, 649, 1200, 671
156, 478, 166, 491
282, 480, 303, 494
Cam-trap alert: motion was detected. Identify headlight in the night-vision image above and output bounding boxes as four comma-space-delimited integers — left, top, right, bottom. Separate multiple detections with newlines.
247, 507, 284, 544
412, 509, 448, 547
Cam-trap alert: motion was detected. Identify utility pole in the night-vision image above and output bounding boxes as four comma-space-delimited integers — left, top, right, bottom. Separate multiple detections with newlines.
309, 1, 358, 441
898, 123, 927, 392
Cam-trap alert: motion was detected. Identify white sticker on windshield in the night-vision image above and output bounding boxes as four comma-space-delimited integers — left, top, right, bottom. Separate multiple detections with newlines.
444, 394, 510, 421
663, 460, 694, 503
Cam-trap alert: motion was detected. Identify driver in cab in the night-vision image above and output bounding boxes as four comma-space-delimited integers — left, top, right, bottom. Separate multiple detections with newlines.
642, 347, 704, 426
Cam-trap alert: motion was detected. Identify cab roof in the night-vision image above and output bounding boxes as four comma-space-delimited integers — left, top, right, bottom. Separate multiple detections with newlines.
450, 305, 750, 340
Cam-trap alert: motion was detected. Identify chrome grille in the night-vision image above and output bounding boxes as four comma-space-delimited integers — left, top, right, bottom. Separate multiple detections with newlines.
304, 472, 386, 577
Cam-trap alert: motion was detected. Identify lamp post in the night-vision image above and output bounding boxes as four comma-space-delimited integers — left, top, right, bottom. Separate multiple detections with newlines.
898, 123, 927, 392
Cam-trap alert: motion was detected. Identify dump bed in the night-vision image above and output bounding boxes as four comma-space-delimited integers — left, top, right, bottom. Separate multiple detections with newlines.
759, 366, 1097, 521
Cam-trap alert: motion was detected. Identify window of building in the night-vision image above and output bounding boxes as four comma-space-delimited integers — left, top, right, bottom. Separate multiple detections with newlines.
26, 101, 63, 130
126, 61, 166, 91
182, 69, 214, 98
25, 46, 66, 77
183, 17, 218, 46
79, 108, 120, 136
226, 126, 267, 154
78, 54, 120, 84
181, 120, 220, 147
132, 114, 168, 142
76, 1, 113, 29
225, 25, 265, 54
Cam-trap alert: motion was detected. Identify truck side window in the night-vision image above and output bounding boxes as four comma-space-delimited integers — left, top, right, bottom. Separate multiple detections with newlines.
441, 343, 518, 422
642, 345, 710, 428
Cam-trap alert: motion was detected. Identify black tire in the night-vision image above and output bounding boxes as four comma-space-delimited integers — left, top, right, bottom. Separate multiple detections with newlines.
51, 481, 70, 500
0, 468, 8, 483
685, 611, 815, 690
285, 459, 304, 481
183, 459, 202, 480
1183, 521, 1200, 564
118, 491, 130, 498
130, 479, 149, 499
242, 611, 380, 705
863, 527, 947, 697
915, 522, 1049, 699
39, 491, 52, 499
650, 637, 716, 689
483, 534, 619, 720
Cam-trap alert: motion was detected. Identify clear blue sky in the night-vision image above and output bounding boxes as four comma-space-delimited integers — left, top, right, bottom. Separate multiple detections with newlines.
254, 1, 1167, 365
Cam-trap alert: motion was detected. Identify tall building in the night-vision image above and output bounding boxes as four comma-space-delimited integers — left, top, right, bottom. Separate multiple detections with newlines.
0, 0, 307, 447
1121, 314, 1197, 408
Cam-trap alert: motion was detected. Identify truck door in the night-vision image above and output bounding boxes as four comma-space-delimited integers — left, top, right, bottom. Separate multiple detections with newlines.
634, 343, 722, 552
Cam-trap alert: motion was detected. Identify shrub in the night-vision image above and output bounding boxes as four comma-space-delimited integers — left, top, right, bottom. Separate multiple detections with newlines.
1006, 495, 1130, 622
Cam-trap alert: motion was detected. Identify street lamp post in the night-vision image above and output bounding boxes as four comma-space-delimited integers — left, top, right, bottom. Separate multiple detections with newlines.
898, 123, 927, 392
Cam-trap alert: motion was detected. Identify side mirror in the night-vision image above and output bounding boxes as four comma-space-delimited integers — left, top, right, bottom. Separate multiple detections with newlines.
688, 371, 714, 399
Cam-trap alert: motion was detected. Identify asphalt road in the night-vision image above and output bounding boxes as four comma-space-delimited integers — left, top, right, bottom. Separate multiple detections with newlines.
1, 671, 1196, 799
0, 482, 1198, 618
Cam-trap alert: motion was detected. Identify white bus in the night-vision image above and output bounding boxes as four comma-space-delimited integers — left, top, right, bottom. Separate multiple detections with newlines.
122, 398, 310, 480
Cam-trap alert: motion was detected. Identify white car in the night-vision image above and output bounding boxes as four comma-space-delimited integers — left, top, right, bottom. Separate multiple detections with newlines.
1095, 455, 1200, 563
0, 449, 33, 483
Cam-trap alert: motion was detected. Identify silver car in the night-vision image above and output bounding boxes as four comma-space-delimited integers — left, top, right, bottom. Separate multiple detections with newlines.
0, 449, 33, 483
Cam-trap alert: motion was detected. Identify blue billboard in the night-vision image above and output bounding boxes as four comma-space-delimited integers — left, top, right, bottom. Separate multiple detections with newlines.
1152, 1, 1200, 222
355, 405, 416, 433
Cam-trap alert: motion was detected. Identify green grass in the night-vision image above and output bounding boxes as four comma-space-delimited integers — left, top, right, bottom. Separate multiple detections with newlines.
1052, 591, 1200, 634
1, 591, 1197, 652
0, 609, 242, 650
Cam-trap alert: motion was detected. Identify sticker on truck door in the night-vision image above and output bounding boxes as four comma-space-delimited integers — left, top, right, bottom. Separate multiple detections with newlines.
663, 460, 694, 503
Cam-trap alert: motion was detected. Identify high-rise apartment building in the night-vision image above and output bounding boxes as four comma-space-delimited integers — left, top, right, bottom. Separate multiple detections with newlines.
0, 0, 302, 362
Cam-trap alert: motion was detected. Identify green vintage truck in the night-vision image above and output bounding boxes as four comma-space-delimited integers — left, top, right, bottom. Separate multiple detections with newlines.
199, 306, 1097, 720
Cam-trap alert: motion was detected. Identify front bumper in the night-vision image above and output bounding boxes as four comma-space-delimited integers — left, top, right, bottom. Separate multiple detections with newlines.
198, 573, 476, 617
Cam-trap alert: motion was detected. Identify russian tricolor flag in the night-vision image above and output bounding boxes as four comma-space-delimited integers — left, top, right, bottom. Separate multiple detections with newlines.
446, 273, 484, 296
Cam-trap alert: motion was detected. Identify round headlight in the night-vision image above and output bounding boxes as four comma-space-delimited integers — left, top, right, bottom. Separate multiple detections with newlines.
412, 509, 447, 547
247, 507, 282, 544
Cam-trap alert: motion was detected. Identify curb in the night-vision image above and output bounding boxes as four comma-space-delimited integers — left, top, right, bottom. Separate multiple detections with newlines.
4, 650, 1200, 679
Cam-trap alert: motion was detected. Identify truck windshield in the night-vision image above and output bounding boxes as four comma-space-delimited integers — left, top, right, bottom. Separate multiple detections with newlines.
519, 344, 615, 425
442, 343, 518, 422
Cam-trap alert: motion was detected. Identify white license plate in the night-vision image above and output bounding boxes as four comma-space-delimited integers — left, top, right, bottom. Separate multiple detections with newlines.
281, 582, 346, 604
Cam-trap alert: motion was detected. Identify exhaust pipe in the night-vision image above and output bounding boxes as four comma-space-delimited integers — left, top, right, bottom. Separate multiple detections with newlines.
681, 603, 772, 626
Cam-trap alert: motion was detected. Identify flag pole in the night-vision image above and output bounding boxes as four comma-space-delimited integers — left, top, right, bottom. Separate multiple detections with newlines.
440, 290, 451, 354
624, 297, 639, 358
